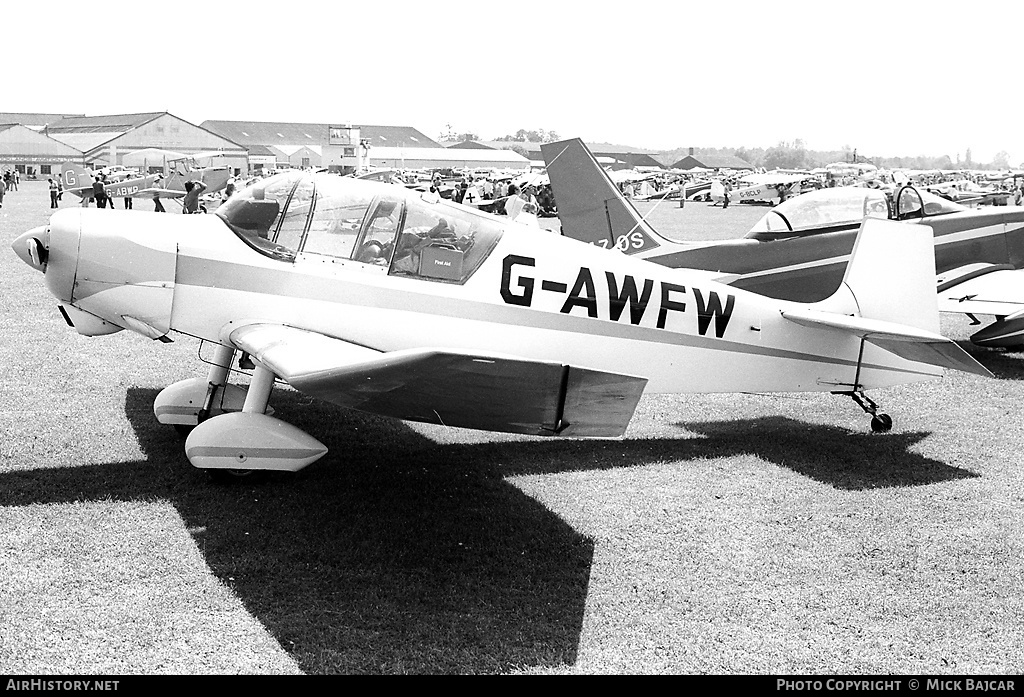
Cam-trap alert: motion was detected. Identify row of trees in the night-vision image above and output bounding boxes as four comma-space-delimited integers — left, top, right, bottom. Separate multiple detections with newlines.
437, 126, 1016, 170
658, 140, 1016, 171
437, 127, 562, 145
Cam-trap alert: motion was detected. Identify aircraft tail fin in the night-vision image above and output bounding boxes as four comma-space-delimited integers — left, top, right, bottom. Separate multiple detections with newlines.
828, 218, 939, 332
790, 218, 991, 377
541, 138, 664, 254
61, 164, 94, 192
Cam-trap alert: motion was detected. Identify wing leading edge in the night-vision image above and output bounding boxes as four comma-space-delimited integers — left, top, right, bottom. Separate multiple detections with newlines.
227, 323, 649, 437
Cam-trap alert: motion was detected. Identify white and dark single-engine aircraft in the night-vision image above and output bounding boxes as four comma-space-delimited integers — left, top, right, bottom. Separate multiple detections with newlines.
542, 138, 1024, 349
13, 170, 989, 476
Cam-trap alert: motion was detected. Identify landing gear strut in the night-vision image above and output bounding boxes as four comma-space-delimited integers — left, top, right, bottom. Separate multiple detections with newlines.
839, 338, 893, 433
846, 390, 893, 433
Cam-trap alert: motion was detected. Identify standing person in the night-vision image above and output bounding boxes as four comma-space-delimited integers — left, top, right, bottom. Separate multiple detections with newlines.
123, 192, 132, 209
56, 174, 63, 200
152, 174, 166, 212
182, 180, 206, 213
11, 170, 19, 191
48, 178, 59, 208
92, 176, 107, 209
722, 180, 731, 209
0, 175, 6, 208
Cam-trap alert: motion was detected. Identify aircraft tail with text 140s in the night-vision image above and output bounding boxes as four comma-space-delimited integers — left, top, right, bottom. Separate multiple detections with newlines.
543, 138, 1024, 350
13, 171, 989, 476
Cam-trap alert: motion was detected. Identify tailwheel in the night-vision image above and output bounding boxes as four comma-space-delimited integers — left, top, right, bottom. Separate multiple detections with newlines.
870, 414, 893, 433
844, 390, 894, 433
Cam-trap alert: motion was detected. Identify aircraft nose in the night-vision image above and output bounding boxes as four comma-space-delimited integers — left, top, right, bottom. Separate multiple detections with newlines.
29, 209, 83, 304
12, 225, 49, 272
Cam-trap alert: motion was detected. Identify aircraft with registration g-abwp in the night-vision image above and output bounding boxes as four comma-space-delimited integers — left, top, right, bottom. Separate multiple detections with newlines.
12, 170, 989, 477
60, 162, 232, 207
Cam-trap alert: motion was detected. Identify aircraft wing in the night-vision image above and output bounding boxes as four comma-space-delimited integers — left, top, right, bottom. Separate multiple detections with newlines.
134, 187, 187, 199
936, 264, 1024, 316
781, 308, 992, 377
227, 323, 649, 437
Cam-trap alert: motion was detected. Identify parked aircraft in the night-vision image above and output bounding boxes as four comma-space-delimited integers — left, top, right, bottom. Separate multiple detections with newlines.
925, 179, 1011, 207
61, 163, 232, 207
709, 172, 816, 206
60, 165, 162, 202
543, 138, 1024, 349
12, 171, 988, 476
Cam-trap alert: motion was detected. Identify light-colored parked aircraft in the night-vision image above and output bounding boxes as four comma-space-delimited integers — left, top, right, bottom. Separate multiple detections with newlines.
61, 163, 232, 208
13, 171, 988, 476
709, 172, 816, 206
542, 138, 1024, 349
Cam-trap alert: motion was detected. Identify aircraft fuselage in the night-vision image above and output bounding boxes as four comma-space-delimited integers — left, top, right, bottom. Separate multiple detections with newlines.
26, 208, 944, 398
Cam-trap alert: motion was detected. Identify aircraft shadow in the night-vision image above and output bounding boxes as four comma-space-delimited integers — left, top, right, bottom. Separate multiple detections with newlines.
474, 417, 976, 490
969, 345, 1024, 381
0, 387, 977, 674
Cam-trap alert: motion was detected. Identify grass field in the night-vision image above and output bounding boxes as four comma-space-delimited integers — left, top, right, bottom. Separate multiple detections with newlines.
1, 182, 1022, 674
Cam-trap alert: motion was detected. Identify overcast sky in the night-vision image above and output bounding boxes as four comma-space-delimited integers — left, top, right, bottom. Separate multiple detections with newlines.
8, 0, 1023, 164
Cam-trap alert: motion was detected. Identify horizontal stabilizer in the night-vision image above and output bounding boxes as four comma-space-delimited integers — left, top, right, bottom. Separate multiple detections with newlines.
782, 308, 992, 377
228, 323, 648, 437
936, 264, 1024, 316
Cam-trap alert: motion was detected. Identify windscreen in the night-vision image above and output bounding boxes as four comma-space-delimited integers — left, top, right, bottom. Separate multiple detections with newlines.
217, 171, 504, 283
747, 187, 890, 238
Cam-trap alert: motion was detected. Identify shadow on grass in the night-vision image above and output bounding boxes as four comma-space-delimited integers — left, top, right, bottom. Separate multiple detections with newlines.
472, 416, 976, 490
969, 345, 1024, 381
0, 387, 597, 674
0, 388, 977, 674
673, 417, 978, 489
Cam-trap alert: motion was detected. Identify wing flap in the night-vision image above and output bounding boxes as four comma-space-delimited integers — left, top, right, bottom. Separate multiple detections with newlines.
228, 323, 648, 437
782, 308, 992, 377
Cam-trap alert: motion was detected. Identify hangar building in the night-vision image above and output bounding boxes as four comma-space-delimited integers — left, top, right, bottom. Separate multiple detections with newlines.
44, 112, 248, 174
201, 121, 529, 173
0, 123, 84, 179
671, 151, 754, 171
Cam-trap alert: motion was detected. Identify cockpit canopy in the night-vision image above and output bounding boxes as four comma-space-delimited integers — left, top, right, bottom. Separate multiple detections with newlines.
745, 185, 967, 240
216, 171, 504, 284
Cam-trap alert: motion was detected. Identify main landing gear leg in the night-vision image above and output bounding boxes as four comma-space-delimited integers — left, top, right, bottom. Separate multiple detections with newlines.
203, 364, 275, 483
184, 361, 328, 479
847, 390, 893, 433
196, 344, 236, 425
155, 343, 249, 435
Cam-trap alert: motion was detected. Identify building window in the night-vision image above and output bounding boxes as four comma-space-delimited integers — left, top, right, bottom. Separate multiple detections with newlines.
40, 165, 51, 175
301, 157, 310, 168
344, 147, 354, 157
15, 165, 25, 174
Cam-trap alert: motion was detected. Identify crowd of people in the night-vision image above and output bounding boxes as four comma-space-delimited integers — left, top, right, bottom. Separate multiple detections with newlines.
431, 172, 557, 219
0, 169, 21, 207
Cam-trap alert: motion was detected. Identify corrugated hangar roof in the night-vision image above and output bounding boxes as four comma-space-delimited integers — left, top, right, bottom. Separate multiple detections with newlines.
0, 112, 84, 128
201, 121, 441, 148
46, 112, 165, 133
